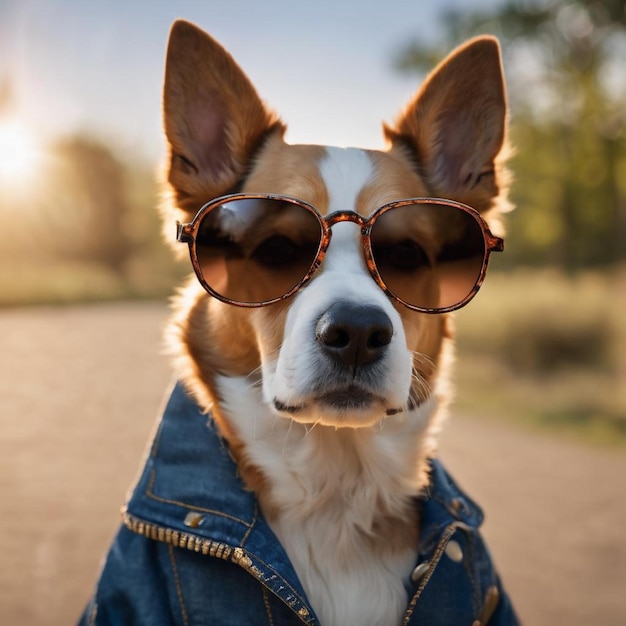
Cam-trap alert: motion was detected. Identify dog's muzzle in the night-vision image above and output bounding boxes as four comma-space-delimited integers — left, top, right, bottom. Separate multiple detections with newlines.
271, 299, 414, 425
273, 302, 394, 413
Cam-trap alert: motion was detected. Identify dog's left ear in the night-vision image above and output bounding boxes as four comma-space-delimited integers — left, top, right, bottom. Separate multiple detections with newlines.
385, 37, 507, 210
163, 20, 285, 216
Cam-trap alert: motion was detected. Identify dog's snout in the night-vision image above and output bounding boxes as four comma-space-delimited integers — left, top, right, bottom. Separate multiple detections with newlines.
316, 302, 393, 368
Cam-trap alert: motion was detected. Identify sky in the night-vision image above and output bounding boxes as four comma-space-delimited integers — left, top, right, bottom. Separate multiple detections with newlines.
0, 0, 503, 163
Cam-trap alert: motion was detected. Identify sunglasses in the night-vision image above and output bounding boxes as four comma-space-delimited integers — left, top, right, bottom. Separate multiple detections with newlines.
176, 194, 504, 313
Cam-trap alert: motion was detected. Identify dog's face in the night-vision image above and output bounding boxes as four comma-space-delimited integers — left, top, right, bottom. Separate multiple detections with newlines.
244, 144, 431, 428
162, 21, 508, 434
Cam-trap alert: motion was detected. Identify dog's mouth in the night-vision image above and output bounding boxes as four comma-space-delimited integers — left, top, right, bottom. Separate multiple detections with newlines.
318, 385, 378, 411
273, 384, 409, 423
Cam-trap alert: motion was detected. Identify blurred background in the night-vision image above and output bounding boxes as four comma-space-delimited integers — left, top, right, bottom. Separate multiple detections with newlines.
1, 0, 624, 442
1, 0, 625, 624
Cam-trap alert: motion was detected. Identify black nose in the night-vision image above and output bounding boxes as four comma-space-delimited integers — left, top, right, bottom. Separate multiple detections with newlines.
316, 302, 393, 368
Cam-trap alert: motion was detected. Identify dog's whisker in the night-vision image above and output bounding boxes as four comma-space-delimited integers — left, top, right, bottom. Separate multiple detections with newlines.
411, 369, 431, 390
250, 378, 264, 392
304, 418, 323, 436
271, 412, 282, 434
281, 418, 294, 457
246, 365, 266, 386
406, 364, 434, 410
409, 350, 436, 370
412, 379, 432, 405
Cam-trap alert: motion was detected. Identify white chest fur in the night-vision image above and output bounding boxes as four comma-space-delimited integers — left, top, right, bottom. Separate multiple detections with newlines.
216, 374, 436, 626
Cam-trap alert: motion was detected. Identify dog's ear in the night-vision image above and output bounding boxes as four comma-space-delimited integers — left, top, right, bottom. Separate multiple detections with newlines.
163, 20, 285, 215
385, 37, 507, 212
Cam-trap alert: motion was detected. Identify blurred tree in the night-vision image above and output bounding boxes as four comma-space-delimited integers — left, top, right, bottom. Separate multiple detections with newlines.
42, 136, 134, 277
0, 123, 184, 304
394, 0, 626, 270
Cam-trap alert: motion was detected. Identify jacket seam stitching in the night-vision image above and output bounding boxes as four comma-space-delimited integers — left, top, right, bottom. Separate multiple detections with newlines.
168, 543, 190, 626
262, 586, 275, 626
239, 502, 259, 547
465, 531, 482, 617
145, 469, 254, 526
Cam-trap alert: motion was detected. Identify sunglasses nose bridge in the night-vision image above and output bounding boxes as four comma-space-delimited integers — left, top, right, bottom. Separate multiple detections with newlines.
314, 212, 375, 280
321, 211, 372, 259
324, 210, 367, 229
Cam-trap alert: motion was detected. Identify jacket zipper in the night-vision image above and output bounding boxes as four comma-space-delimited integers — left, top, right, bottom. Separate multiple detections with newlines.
121, 508, 314, 625
122, 508, 256, 568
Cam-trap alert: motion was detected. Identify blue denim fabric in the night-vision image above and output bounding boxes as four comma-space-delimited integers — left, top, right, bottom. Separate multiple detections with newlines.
79, 382, 519, 625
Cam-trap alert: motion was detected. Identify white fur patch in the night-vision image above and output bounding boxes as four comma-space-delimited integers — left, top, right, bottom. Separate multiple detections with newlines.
319, 146, 374, 212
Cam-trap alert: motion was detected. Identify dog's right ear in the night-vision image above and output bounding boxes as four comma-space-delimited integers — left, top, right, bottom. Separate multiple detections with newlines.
163, 20, 285, 216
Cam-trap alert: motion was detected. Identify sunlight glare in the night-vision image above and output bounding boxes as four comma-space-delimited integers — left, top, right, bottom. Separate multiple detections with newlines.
0, 120, 43, 183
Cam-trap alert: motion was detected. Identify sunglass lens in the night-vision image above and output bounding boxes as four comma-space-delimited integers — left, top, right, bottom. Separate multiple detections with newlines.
370, 202, 486, 310
194, 198, 323, 304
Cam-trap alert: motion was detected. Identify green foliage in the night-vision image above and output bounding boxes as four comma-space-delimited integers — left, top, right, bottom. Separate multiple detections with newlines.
504, 112, 626, 269
41, 137, 133, 274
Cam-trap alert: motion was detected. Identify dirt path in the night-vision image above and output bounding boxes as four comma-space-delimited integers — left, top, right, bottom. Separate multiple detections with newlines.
1, 302, 625, 625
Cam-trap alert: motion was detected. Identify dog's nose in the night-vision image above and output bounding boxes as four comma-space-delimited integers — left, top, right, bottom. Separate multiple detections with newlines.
316, 302, 393, 368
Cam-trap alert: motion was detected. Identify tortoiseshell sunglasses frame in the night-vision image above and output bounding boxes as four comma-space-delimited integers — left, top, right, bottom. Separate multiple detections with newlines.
176, 193, 504, 313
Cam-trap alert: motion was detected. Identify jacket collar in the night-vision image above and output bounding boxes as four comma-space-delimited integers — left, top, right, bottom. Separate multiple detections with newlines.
124, 382, 484, 619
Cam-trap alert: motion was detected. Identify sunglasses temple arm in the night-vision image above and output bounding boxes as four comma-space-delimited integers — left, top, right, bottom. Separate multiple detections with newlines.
487, 234, 505, 253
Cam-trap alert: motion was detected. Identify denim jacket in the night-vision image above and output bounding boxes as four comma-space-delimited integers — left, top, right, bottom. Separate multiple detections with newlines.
80, 383, 519, 625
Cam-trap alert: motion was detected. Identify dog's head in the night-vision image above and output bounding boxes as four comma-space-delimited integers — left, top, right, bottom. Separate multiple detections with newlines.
162, 20, 509, 435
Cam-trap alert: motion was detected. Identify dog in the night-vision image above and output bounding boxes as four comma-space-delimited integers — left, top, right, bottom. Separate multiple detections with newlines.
80, 20, 518, 626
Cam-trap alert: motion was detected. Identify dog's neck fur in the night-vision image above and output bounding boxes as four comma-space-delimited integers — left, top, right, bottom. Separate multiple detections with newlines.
214, 372, 439, 626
